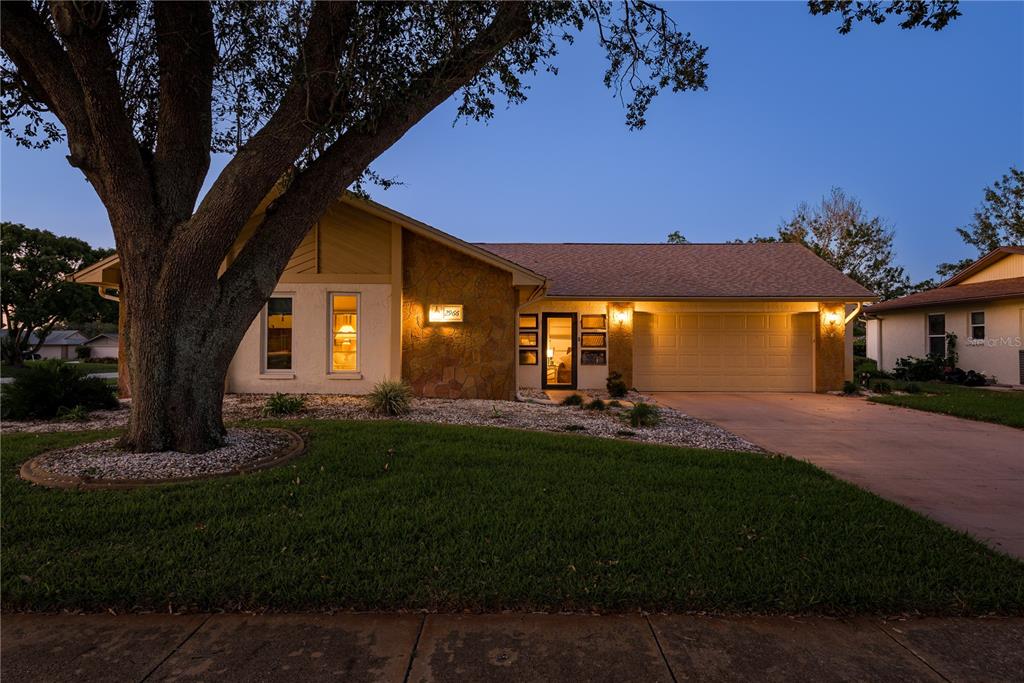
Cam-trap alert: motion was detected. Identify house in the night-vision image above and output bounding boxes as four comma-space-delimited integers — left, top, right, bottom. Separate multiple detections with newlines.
82, 333, 120, 360
72, 194, 874, 397
864, 247, 1024, 385
0, 329, 87, 360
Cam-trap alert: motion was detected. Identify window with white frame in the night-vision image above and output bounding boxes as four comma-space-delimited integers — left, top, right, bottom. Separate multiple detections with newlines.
330, 293, 359, 372
264, 296, 293, 371
927, 313, 945, 358
970, 311, 985, 340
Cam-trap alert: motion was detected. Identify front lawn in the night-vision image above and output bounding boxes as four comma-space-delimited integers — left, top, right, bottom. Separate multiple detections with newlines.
0, 361, 117, 379
868, 381, 1024, 428
3, 422, 1022, 614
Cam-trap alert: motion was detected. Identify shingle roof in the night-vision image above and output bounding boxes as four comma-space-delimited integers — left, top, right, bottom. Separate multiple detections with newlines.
476, 243, 875, 299
0, 329, 85, 345
865, 277, 1024, 313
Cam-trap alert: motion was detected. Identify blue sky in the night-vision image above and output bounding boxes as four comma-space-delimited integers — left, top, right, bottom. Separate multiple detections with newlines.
2, 1, 1021, 282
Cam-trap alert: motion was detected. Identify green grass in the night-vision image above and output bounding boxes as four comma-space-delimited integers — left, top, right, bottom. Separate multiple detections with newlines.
0, 361, 117, 378
869, 381, 1024, 428
3, 422, 1022, 615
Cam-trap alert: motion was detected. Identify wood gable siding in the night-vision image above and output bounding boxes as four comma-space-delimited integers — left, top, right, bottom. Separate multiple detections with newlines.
225, 200, 394, 283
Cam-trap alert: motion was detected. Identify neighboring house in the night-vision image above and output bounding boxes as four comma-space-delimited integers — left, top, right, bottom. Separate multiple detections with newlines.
864, 247, 1024, 386
0, 329, 87, 360
82, 333, 120, 360
72, 194, 874, 398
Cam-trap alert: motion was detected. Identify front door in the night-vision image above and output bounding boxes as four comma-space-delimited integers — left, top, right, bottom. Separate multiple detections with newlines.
542, 313, 577, 389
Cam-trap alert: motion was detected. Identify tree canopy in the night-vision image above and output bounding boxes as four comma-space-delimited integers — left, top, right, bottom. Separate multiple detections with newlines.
0, 222, 116, 365
936, 166, 1024, 278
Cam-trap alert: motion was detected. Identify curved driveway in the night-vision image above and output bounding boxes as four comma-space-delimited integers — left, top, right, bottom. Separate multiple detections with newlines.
652, 392, 1024, 560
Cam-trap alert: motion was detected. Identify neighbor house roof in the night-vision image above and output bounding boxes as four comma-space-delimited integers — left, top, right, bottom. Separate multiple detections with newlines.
940, 246, 1024, 287
0, 329, 86, 346
83, 333, 119, 345
865, 277, 1024, 313
477, 242, 875, 300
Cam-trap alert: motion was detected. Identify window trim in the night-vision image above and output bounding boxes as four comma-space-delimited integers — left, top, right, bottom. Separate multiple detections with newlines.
969, 310, 985, 340
262, 293, 295, 375
926, 312, 946, 358
327, 291, 361, 376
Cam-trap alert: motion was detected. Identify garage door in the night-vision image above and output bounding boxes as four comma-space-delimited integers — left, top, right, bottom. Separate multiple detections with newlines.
634, 311, 814, 391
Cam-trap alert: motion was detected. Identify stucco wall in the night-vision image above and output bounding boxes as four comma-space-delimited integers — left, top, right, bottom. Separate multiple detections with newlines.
401, 230, 516, 399
868, 299, 1024, 385
227, 283, 394, 394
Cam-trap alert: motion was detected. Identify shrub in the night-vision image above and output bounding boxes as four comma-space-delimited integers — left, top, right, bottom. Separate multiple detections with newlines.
893, 356, 944, 382
75, 346, 92, 360
607, 400, 622, 408
842, 380, 859, 395
262, 393, 305, 417
870, 380, 892, 394
56, 405, 91, 421
904, 383, 922, 394
584, 398, 606, 411
624, 401, 660, 427
560, 393, 584, 407
606, 371, 628, 398
1, 360, 118, 420
962, 370, 989, 387
366, 380, 412, 416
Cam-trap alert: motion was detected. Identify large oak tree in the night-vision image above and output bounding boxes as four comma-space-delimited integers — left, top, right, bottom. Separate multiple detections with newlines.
1, 1, 960, 452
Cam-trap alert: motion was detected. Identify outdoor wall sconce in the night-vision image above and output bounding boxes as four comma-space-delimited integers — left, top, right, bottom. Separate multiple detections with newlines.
613, 309, 629, 326
822, 309, 843, 327
428, 304, 464, 323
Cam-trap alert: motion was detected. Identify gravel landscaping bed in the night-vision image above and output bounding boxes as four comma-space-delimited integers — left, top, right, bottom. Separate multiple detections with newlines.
3, 393, 761, 452
26, 428, 296, 482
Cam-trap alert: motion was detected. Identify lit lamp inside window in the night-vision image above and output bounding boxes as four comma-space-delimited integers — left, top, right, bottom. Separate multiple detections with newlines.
332, 295, 358, 371
546, 347, 554, 364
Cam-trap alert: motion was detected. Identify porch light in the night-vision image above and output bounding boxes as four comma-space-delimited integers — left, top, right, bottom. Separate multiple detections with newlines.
428, 304, 464, 323
613, 309, 629, 325
822, 310, 842, 327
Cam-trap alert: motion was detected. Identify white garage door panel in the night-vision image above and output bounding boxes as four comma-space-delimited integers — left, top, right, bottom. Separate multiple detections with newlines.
634, 312, 814, 391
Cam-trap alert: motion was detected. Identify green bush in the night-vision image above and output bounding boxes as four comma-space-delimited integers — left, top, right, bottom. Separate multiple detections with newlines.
842, 380, 859, 395
366, 380, 412, 416
893, 356, 944, 382
56, 404, 91, 422
870, 380, 892, 394
584, 398, 606, 411
560, 393, 584, 407
624, 401, 660, 427
74, 346, 91, 360
262, 393, 305, 417
606, 371, 628, 398
1, 360, 117, 420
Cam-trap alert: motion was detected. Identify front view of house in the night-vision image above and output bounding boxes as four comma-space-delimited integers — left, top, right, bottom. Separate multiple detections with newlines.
74, 195, 874, 396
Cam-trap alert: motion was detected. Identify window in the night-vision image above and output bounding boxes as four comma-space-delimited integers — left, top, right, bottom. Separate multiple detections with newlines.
330, 294, 359, 372
519, 312, 539, 365
580, 312, 607, 365
927, 313, 945, 358
265, 297, 293, 371
970, 311, 985, 340
581, 332, 606, 348
581, 314, 606, 330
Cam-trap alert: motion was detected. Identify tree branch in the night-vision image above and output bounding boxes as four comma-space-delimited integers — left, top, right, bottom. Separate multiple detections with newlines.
0, 2, 95, 170
48, 1, 156, 245
177, 0, 357, 271
216, 2, 533, 320
152, 1, 216, 223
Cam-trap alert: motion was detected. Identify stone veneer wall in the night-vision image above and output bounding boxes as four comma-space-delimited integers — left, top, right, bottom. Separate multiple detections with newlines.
815, 302, 846, 392
401, 230, 516, 399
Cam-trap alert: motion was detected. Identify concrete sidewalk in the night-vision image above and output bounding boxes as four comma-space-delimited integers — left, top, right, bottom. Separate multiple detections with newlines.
3, 613, 1022, 682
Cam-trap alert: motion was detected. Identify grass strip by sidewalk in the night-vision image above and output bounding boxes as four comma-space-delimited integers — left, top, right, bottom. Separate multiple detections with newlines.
868, 381, 1024, 428
3, 421, 1022, 615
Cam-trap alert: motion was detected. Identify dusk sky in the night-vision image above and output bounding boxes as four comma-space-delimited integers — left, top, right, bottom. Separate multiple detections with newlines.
2, 1, 1021, 283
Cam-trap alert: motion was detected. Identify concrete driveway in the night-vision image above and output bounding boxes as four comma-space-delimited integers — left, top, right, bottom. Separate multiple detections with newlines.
652, 392, 1024, 560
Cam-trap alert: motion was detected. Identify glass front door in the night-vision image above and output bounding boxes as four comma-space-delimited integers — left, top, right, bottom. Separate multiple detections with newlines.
542, 313, 576, 389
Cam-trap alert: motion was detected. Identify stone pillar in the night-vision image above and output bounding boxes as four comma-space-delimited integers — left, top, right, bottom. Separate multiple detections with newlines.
815, 302, 846, 392
607, 301, 635, 389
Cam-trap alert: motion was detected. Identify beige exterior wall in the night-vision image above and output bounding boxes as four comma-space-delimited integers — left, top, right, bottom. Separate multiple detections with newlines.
868, 298, 1024, 385
227, 282, 395, 394
86, 340, 119, 359
959, 254, 1024, 284
517, 299, 851, 392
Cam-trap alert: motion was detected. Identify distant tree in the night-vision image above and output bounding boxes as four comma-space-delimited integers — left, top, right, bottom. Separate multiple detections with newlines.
936, 166, 1023, 277
1, 223, 116, 366
0, 1, 960, 452
666, 230, 688, 244
777, 187, 911, 300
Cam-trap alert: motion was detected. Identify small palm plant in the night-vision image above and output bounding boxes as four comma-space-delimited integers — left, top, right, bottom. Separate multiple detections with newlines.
367, 379, 413, 416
